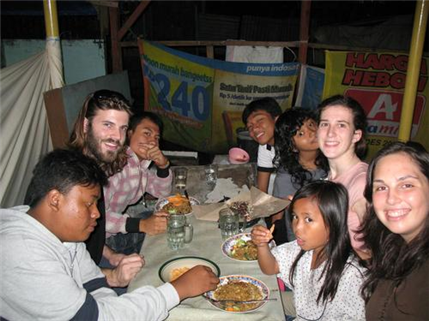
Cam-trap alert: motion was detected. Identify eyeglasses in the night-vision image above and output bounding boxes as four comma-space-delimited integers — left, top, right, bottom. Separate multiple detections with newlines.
85, 90, 131, 118
92, 90, 128, 104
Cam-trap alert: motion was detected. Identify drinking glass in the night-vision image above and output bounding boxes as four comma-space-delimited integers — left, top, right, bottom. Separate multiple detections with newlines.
174, 167, 188, 191
218, 208, 239, 240
167, 214, 186, 250
204, 164, 218, 187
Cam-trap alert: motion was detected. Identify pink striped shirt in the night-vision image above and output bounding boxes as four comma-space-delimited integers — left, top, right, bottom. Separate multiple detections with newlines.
104, 147, 172, 237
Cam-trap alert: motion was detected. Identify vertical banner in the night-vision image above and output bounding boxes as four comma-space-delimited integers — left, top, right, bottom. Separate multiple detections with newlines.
138, 40, 299, 153
295, 65, 325, 110
324, 51, 429, 159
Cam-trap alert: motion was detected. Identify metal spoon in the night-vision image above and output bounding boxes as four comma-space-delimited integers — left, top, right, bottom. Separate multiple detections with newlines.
207, 298, 277, 304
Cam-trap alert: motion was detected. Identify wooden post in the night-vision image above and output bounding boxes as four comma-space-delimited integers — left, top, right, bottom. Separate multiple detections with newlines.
298, 0, 311, 64
109, 6, 122, 72
206, 46, 214, 59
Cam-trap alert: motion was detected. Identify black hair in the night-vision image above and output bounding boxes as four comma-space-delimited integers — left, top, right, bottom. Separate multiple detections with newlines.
274, 107, 328, 188
242, 97, 282, 124
24, 149, 108, 208
128, 111, 164, 137
360, 142, 429, 303
288, 180, 354, 304
316, 95, 368, 160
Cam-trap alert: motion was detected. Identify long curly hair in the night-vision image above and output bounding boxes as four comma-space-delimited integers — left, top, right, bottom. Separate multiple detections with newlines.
360, 142, 429, 303
274, 107, 328, 189
67, 90, 133, 177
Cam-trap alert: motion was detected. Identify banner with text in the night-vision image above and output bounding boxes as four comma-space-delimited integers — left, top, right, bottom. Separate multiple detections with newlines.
295, 65, 325, 110
138, 40, 299, 153
324, 51, 429, 159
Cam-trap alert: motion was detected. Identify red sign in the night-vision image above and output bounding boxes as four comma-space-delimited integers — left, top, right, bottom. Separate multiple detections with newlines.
346, 88, 425, 126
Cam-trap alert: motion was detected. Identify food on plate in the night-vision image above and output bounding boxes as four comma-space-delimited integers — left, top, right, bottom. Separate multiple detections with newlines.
214, 281, 263, 312
227, 201, 252, 221
170, 267, 190, 281
162, 193, 192, 214
231, 239, 258, 261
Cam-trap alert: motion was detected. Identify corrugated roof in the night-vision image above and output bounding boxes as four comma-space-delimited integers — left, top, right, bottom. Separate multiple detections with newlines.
241, 15, 299, 41
197, 13, 240, 41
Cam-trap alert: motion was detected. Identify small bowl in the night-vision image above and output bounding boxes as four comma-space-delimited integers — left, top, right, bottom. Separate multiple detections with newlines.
159, 256, 220, 282
229, 148, 250, 164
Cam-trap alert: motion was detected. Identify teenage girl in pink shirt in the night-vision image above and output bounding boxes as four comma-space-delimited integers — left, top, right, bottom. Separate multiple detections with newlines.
316, 95, 369, 259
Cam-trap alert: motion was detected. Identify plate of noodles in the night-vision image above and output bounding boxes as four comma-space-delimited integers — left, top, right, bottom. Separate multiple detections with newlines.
221, 233, 258, 262
155, 194, 200, 216
204, 275, 269, 313
158, 256, 220, 283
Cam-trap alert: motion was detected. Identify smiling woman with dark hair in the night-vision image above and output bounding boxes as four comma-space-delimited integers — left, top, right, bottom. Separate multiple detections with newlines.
360, 141, 429, 320
316, 94, 369, 258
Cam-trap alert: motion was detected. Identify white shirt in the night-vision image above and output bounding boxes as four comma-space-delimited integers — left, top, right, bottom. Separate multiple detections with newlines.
257, 144, 276, 170
0, 206, 180, 321
271, 241, 366, 321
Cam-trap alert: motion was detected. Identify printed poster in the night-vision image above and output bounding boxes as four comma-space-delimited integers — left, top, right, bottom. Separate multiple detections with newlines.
138, 39, 299, 153
295, 64, 325, 110
324, 51, 429, 160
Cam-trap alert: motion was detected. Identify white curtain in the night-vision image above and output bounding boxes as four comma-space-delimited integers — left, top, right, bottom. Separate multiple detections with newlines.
0, 39, 63, 207
226, 45, 284, 63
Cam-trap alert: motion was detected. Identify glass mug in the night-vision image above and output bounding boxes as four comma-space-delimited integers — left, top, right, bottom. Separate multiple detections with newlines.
218, 208, 239, 240
167, 214, 186, 250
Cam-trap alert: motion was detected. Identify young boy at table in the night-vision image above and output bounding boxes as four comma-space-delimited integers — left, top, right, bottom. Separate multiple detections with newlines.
0, 149, 219, 320
104, 112, 172, 255
242, 97, 282, 196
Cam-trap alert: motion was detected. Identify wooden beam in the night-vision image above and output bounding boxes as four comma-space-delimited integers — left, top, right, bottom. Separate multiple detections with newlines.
298, 0, 311, 64
120, 39, 429, 57
123, 40, 301, 47
117, 1, 151, 41
109, 6, 122, 72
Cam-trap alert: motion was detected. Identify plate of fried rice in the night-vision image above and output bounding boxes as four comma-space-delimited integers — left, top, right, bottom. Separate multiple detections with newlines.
155, 194, 200, 216
204, 275, 269, 313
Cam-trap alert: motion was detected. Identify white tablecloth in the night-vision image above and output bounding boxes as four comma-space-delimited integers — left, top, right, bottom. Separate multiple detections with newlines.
128, 214, 285, 321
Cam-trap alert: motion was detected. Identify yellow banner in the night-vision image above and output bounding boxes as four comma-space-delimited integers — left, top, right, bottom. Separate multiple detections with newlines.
324, 51, 429, 159
139, 40, 299, 153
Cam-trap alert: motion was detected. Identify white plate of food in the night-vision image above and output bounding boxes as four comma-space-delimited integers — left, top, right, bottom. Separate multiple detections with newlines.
155, 194, 200, 216
158, 256, 220, 283
221, 233, 258, 262
204, 275, 270, 313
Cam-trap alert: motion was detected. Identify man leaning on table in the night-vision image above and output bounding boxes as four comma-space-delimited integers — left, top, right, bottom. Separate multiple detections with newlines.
0, 149, 219, 320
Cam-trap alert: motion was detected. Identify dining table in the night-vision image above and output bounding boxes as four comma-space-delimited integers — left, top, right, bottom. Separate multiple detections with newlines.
127, 163, 286, 320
